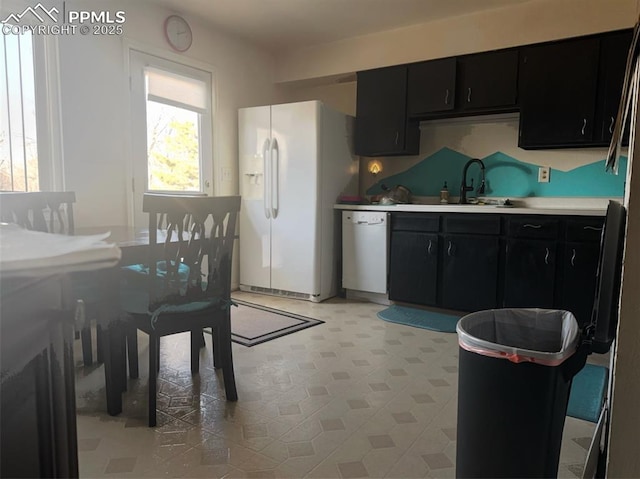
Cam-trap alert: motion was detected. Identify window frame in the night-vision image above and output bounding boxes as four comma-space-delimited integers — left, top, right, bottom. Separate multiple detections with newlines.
125, 43, 216, 228
0, 30, 63, 192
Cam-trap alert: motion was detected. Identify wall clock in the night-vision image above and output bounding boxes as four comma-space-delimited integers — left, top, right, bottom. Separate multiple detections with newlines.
164, 15, 193, 52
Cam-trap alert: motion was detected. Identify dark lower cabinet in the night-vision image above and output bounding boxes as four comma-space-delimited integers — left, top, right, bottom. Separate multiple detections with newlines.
389, 231, 438, 305
503, 239, 557, 308
442, 235, 499, 312
560, 242, 601, 327
385, 213, 603, 317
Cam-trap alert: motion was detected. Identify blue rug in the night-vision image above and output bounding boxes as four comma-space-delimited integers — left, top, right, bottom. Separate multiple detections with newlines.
377, 305, 460, 333
567, 363, 608, 423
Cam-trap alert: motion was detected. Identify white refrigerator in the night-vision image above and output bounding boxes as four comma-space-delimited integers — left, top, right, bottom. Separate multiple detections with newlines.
239, 100, 357, 302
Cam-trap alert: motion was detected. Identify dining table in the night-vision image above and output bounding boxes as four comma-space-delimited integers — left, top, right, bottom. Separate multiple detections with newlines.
0, 223, 121, 478
73, 225, 174, 417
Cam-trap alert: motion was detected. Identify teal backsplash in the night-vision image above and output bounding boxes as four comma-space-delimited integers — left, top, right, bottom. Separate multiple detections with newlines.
366, 147, 627, 197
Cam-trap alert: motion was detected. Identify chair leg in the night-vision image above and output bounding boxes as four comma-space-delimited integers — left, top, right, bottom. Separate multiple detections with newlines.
190, 329, 200, 374
96, 325, 104, 363
80, 326, 93, 366
211, 326, 221, 369
219, 316, 237, 401
126, 324, 139, 379
148, 333, 158, 427
156, 336, 161, 373
101, 321, 123, 416
116, 325, 128, 393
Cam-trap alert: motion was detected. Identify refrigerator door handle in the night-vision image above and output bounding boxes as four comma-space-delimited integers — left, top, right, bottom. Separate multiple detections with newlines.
271, 138, 279, 218
262, 138, 271, 219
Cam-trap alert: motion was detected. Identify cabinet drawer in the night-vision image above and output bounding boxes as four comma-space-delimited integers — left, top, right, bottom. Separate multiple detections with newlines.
391, 213, 440, 232
507, 217, 559, 239
443, 215, 500, 235
565, 218, 604, 242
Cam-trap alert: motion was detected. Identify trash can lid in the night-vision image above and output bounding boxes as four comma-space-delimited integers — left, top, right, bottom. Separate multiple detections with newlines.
589, 200, 626, 354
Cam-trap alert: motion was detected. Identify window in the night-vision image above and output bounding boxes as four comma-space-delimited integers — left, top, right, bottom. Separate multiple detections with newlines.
129, 50, 213, 227
144, 66, 208, 192
0, 28, 39, 191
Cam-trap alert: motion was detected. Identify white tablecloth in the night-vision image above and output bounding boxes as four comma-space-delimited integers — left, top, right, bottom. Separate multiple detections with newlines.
0, 223, 121, 276
0, 223, 122, 380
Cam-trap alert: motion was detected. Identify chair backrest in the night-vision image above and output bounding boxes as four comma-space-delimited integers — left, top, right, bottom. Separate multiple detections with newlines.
0, 191, 76, 235
142, 193, 241, 308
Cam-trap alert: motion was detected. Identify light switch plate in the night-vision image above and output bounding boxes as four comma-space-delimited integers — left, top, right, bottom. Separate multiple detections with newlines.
221, 167, 232, 182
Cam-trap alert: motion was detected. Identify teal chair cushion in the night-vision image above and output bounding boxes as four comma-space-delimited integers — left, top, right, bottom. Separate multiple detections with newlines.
122, 261, 191, 287
567, 363, 608, 423
120, 262, 232, 321
120, 261, 191, 315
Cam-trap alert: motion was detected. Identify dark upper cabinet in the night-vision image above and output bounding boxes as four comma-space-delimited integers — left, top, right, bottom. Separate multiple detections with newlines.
518, 36, 600, 149
596, 30, 633, 145
457, 50, 519, 112
389, 231, 439, 306
407, 51, 518, 118
355, 65, 420, 157
407, 58, 457, 116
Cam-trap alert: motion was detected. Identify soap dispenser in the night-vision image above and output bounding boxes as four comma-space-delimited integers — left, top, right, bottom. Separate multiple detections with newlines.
440, 181, 449, 204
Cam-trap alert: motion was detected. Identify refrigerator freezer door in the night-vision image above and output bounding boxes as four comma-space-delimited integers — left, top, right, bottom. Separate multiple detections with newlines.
269, 101, 320, 295
239, 105, 272, 289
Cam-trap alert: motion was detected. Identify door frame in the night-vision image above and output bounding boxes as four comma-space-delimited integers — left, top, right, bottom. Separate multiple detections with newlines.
122, 40, 217, 227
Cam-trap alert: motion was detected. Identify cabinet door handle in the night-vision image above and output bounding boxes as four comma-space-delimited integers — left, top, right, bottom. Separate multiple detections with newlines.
581, 118, 587, 136
394, 131, 399, 145
544, 247, 550, 265
447, 241, 453, 256
584, 226, 603, 232
523, 224, 542, 229
427, 239, 433, 255
467, 87, 472, 103
444, 89, 450, 105
609, 116, 615, 134
571, 248, 576, 267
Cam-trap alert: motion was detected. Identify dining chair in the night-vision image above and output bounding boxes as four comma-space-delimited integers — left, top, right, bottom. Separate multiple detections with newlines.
0, 191, 75, 233
0, 191, 104, 366
120, 193, 240, 427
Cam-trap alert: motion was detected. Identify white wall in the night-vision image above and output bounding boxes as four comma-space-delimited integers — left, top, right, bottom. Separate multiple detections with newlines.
276, 0, 636, 198
56, 0, 278, 227
275, 0, 636, 83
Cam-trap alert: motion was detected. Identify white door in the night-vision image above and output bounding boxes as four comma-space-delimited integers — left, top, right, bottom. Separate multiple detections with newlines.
239, 106, 272, 289
270, 101, 320, 295
129, 50, 213, 228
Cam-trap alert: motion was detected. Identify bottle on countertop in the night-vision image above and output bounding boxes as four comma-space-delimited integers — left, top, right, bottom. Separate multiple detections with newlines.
440, 181, 449, 204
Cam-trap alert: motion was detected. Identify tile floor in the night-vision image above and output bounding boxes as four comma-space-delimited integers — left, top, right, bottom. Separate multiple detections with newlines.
75, 292, 598, 478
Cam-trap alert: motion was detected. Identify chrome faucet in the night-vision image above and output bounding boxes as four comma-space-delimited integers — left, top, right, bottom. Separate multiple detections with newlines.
460, 158, 486, 204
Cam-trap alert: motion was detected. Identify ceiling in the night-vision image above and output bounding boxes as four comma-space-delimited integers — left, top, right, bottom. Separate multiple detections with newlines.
148, 0, 534, 52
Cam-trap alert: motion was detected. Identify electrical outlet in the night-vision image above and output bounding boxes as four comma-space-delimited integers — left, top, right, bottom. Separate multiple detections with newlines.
538, 166, 550, 183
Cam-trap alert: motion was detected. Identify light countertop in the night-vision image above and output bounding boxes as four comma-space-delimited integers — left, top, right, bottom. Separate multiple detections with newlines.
334, 202, 607, 216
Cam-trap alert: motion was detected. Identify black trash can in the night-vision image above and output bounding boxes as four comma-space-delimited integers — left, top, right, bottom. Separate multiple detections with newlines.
455, 308, 585, 478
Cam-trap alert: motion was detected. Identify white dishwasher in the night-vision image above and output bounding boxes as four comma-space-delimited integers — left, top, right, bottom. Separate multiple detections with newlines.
342, 211, 388, 294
